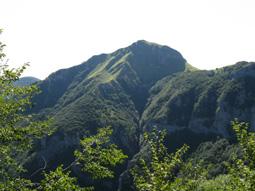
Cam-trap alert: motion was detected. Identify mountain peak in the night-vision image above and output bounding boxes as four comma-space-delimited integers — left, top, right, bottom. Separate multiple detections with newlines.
131, 40, 162, 48
14, 76, 40, 87
32, 40, 188, 114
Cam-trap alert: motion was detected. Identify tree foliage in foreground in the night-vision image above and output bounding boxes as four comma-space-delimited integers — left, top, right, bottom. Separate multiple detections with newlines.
0, 29, 53, 189
131, 120, 255, 191
131, 130, 189, 191
39, 166, 92, 191
75, 127, 128, 179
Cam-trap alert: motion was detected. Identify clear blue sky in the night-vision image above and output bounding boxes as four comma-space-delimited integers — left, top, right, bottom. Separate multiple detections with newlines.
1, 0, 255, 79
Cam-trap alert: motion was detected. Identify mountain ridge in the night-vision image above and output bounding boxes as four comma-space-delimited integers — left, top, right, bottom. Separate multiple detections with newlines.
27, 40, 255, 191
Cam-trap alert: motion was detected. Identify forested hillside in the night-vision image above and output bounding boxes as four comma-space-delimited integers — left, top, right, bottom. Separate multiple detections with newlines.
141, 61, 255, 146
1, 31, 255, 190
28, 40, 255, 191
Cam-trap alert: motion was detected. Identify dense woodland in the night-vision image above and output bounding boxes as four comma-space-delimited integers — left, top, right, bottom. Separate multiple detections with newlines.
1, 29, 255, 190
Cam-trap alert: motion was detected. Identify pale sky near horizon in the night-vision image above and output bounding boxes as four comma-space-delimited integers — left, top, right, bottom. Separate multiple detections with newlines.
0, 0, 255, 79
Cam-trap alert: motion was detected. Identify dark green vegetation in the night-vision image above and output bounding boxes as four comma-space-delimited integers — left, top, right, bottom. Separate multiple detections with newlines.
142, 61, 255, 137
2, 27, 255, 190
